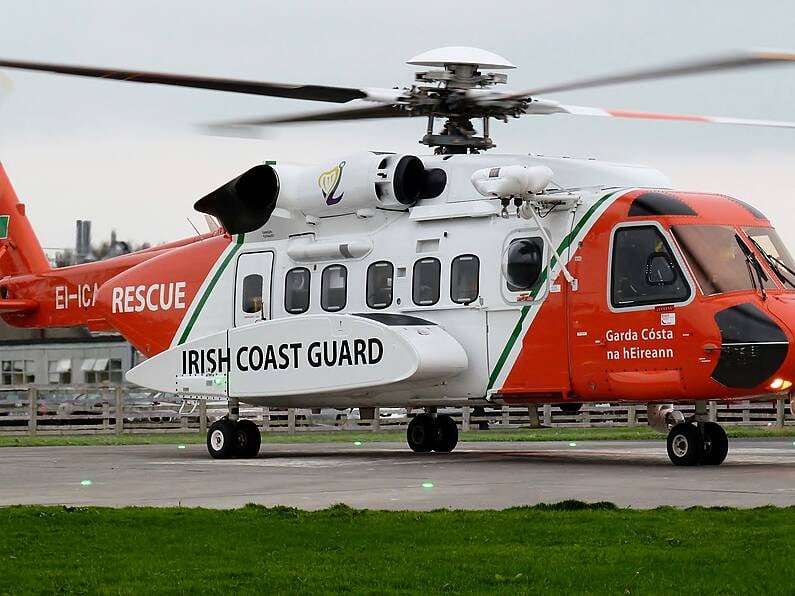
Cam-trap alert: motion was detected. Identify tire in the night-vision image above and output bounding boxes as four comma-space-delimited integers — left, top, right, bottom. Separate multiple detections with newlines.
234, 419, 262, 459
207, 419, 237, 459
434, 414, 459, 453
700, 421, 728, 466
666, 423, 702, 466
407, 414, 436, 453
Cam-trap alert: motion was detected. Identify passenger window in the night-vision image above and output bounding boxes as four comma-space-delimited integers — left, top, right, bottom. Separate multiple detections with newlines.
413, 258, 441, 306
611, 225, 691, 308
451, 254, 480, 304
367, 261, 394, 309
506, 238, 544, 292
321, 265, 347, 312
285, 267, 310, 314
241, 274, 263, 314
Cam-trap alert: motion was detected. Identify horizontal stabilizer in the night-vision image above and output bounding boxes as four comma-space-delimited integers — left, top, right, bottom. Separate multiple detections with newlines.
0, 298, 38, 313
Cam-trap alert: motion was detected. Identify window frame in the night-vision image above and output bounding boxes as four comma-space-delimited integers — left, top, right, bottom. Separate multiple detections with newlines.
608, 221, 694, 312
412, 257, 442, 307
450, 254, 480, 305
284, 267, 311, 314
321, 264, 348, 312
366, 261, 394, 310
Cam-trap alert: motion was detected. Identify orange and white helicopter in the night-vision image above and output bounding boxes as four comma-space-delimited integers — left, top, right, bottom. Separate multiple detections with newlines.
1, 47, 795, 465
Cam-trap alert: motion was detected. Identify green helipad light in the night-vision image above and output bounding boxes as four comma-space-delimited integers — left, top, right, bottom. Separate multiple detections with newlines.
80, 480, 92, 487
353, 441, 362, 446
569, 442, 577, 447
178, 445, 186, 449
421, 482, 434, 489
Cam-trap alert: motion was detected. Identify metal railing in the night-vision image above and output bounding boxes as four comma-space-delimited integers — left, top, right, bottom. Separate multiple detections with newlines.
0, 386, 791, 436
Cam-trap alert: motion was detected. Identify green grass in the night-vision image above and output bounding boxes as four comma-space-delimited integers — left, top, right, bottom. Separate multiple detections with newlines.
0, 425, 794, 448
0, 503, 793, 594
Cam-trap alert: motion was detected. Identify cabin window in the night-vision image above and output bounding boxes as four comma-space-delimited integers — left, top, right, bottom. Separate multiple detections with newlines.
451, 254, 480, 304
506, 238, 544, 292
367, 261, 394, 309
241, 274, 263, 314
321, 265, 347, 312
611, 225, 691, 308
413, 257, 441, 306
285, 267, 311, 314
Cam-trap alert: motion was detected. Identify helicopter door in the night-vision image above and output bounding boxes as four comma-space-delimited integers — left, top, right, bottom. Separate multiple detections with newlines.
234, 252, 274, 327
568, 222, 697, 400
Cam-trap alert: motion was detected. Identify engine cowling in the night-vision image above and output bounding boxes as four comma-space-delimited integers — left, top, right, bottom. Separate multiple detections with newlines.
194, 152, 446, 234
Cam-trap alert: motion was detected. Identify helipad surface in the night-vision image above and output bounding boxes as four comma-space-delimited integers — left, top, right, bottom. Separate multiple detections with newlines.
1, 439, 793, 509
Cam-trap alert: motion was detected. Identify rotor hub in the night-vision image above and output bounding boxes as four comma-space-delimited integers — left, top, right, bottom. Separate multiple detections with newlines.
405, 47, 521, 152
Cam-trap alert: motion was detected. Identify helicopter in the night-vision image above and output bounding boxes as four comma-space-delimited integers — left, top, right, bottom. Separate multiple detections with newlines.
1, 46, 795, 465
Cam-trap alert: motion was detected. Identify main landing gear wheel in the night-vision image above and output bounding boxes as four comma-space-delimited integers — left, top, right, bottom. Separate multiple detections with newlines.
406, 413, 459, 453
666, 423, 703, 466
666, 421, 729, 466
700, 421, 728, 466
407, 414, 436, 453
234, 419, 262, 459
207, 418, 262, 459
207, 419, 237, 459
434, 414, 459, 453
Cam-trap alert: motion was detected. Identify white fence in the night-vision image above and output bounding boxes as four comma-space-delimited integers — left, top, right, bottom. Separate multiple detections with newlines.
0, 386, 791, 436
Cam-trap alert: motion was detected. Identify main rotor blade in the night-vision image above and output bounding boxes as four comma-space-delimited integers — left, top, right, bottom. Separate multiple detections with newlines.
0, 58, 369, 103
218, 103, 409, 126
203, 103, 409, 137
502, 49, 795, 100
536, 102, 795, 129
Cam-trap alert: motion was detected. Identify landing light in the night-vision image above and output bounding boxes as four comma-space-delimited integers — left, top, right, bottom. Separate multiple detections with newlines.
768, 378, 792, 391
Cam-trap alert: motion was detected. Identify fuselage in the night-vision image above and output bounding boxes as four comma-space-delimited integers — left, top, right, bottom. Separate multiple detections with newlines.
3, 153, 794, 409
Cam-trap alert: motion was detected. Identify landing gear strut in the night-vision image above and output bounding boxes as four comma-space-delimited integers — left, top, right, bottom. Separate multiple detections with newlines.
407, 412, 459, 453
666, 402, 728, 466
206, 403, 261, 460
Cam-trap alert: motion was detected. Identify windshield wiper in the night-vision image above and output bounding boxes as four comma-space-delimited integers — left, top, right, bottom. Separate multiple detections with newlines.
746, 236, 795, 289
735, 234, 768, 301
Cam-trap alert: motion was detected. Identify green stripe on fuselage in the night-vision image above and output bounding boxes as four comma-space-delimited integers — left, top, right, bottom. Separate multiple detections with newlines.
177, 233, 245, 345
486, 189, 620, 390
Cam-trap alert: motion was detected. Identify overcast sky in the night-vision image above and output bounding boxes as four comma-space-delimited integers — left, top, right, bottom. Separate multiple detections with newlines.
1, 0, 794, 249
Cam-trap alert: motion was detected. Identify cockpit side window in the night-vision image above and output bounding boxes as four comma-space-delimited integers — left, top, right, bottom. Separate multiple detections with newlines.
611, 225, 690, 308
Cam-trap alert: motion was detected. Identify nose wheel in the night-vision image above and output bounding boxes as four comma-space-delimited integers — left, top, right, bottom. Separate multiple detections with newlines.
666, 421, 728, 466
407, 413, 459, 453
207, 418, 261, 459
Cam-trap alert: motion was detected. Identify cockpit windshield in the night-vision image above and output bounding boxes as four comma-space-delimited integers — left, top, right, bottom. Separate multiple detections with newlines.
743, 227, 795, 290
671, 225, 777, 296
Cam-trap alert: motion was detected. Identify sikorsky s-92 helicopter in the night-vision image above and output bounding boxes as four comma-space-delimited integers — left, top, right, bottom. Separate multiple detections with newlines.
2, 47, 795, 465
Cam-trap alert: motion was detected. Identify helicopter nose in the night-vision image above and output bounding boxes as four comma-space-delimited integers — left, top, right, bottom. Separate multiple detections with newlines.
710, 302, 790, 390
